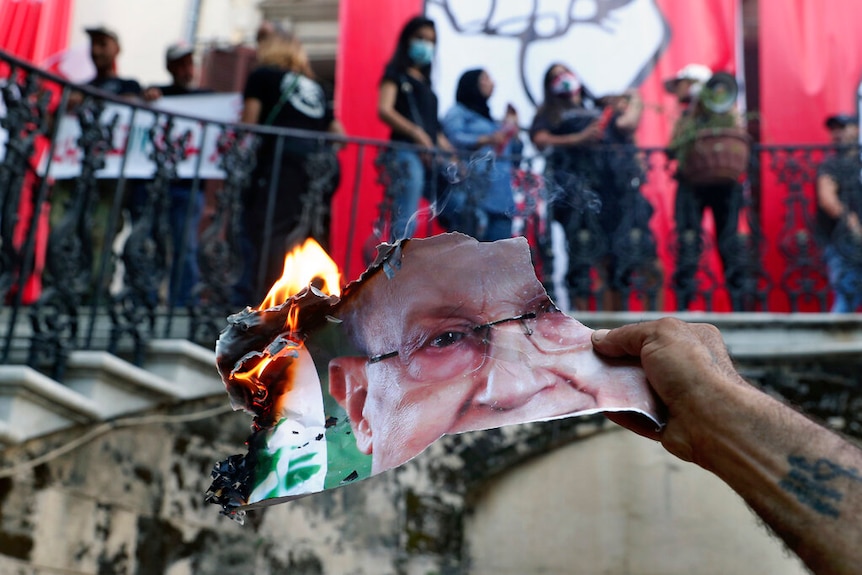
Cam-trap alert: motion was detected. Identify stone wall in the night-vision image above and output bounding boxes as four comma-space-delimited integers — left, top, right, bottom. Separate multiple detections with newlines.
0, 349, 858, 574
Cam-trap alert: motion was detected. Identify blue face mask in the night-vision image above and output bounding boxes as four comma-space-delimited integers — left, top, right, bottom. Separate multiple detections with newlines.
408, 39, 435, 67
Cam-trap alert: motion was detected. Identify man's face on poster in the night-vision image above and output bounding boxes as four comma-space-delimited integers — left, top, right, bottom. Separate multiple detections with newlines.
329, 235, 652, 473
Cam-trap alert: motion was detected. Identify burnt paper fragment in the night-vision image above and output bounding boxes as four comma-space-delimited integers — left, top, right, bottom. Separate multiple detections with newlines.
207, 233, 663, 515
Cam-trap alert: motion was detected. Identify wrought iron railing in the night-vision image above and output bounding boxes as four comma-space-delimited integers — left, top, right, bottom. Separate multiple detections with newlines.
0, 48, 855, 381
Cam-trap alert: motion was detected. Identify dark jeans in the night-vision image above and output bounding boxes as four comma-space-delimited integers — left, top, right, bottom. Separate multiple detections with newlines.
168, 184, 204, 307
673, 180, 743, 309
234, 154, 336, 305
483, 213, 513, 242
129, 181, 203, 307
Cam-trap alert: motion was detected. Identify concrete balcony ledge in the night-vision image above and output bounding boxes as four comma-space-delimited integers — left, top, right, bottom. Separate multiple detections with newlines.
145, 339, 224, 400
579, 312, 862, 359
65, 351, 183, 418
0, 365, 101, 445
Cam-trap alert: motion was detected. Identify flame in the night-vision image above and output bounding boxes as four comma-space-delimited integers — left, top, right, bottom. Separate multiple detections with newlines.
232, 355, 269, 387
259, 238, 341, 311
230, 239, 340, 422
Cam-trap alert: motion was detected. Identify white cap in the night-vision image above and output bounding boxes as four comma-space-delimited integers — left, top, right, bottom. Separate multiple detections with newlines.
663, 63, 712, 93
166, 42, 194, 65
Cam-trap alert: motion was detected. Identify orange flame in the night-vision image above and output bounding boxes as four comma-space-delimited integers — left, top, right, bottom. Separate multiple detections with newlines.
232, 355, 269, 387
258, 238, 341, 311
232, 239, 340, 421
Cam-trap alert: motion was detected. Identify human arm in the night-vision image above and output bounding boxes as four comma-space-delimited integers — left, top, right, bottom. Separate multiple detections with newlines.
441, 105, 508, 150
377, 79, 433, 149
817, 173, 862, 235
614, 90, 643, 133
240, 67, 274, 126
241, 97, 262, 125
327, 118, 346, 151
142, 86, 162, 102
530, 121, 601, 151
328, 118, 345, 136
591, 319, 862, 575
436, 130, 455, 154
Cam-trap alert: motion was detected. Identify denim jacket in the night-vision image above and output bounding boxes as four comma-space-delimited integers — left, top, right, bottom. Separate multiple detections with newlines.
441, 103, 522, 215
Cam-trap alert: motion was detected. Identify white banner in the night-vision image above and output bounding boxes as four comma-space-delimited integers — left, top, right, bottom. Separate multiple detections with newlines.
43, 93, 243, 180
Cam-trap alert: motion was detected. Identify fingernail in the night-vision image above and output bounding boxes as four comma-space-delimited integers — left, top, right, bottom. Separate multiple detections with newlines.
592, 329, 609, 342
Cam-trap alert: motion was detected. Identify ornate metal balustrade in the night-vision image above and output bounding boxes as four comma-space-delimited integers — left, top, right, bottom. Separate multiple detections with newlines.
0, 48, 853, 383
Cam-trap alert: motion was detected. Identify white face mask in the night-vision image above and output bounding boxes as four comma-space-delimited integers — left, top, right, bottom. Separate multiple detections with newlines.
551, 72, 581, 97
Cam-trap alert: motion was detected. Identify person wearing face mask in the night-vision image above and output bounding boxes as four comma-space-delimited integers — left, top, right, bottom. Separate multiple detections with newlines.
377, 15, 455, 241
530, 63, 604, 310
440, 68, 522, 241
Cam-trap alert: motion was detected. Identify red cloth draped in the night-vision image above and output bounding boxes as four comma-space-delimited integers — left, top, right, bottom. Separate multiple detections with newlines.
0, 0, 73, 303
758, 0, 862, 311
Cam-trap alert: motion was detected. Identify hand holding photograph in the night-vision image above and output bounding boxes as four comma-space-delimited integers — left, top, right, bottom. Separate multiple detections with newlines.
206, 234, 663, 519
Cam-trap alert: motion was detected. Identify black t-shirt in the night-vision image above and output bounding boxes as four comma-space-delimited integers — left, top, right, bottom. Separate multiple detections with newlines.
816, 152, 862, 241
531, 104, 601, 183
88, 76, 142, 97
602, 110, 643, 192
243, 65, 335, 159
244, 66, 333, 130
154, 84, 213, 97
381, 64, 439, 144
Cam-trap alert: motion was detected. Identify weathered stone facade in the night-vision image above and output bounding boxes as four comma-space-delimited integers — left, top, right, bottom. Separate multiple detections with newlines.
0, 347, 859, 574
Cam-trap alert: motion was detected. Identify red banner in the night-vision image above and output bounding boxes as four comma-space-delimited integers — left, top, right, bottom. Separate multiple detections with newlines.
331, 0, 423, 280
0, 0, 73, 304
759, 0, 862, 311
0, 0, 72, 63
760, 0, 862, 146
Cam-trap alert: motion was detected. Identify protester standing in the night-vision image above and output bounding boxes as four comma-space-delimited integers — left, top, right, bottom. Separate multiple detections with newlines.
237, 32, 344, 302
140, 42, 213, 306
441, 68, 521, 241
530, 62, 603, 309
377, 15, 454, 240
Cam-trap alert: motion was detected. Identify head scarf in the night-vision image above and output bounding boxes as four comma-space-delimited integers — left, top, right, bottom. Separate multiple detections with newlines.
456, 69, 491, 120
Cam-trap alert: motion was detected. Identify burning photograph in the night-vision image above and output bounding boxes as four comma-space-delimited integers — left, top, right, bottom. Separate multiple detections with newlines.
207, 233, 662, 516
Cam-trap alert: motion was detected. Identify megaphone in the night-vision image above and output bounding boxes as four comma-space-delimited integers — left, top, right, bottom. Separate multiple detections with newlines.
698, 72, 739, 114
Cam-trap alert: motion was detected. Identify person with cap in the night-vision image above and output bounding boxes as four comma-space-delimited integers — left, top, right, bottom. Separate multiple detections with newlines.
135, 42, 214, 307
529, 62, 604, 310
83, 25, 142, 99
825, 113, 859, 146
60, 25, 143, 291
665, 63, 745, 310
143, 42, 211, 100
816, 113, 862, 312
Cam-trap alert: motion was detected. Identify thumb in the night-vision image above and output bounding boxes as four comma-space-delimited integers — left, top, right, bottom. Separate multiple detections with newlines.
592, 328, 624, 357
591, 326, 644, 359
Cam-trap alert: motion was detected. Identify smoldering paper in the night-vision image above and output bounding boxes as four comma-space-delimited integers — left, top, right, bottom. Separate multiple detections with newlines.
207, 233, 663, 516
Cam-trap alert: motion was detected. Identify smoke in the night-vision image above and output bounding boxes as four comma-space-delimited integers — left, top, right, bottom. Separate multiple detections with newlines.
380, 140, 608, 251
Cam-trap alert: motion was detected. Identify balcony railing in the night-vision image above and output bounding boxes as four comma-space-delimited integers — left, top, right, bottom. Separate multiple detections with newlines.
0, 49, 854, 381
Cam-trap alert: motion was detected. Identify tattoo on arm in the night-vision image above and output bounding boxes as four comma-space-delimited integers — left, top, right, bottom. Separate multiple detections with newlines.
778, 455, 862, 518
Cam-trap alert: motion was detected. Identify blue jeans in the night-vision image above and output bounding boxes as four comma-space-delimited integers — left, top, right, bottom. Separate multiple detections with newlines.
129, 182, 203, 307
824, 244, 862, 312
483, 212, 513, 242
389, 149, 425, 240
169, 184, 204, 307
